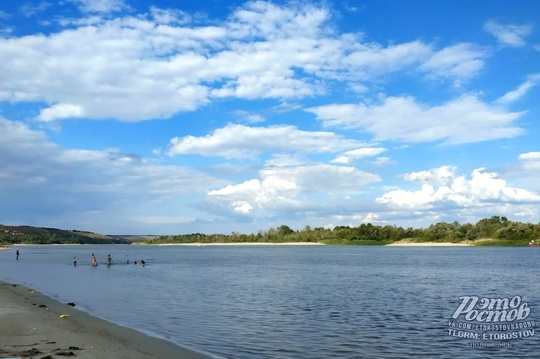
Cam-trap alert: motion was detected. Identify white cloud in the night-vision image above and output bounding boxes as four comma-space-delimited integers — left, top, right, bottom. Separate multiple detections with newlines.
19, 2, 51, 17
519, 152, 540, 161
372, 157, 394, 166
150, 7, 192, 25
519, 152, 540, 171
168, 124, 364, 158
376, 166, 540, 209
496, 74, 540, 105
70, 0, 128, 13
233, 110, 265, 124
38, 103, 86, 121
307, 95, 523, 144
362, 212, 379, 223
484, 21, 533, 47
0, 3, 491, 123
208, 163, 380, 213
421, 43, 487, 86
342, 40, 432, 78
0, 116, 226, 229
331, 147, 386, 164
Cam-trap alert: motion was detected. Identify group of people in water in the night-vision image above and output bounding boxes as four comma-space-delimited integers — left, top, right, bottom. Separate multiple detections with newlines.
72, 253, 146, 267
13, 249, 146, 267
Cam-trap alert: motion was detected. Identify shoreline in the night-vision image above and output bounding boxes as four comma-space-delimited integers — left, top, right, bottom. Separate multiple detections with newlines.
0, 281, 215, 359
385, 242, 472, 246
153, 242, 326, 246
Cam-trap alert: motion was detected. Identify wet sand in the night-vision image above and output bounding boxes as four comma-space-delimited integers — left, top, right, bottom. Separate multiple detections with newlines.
0, 281, 213, 359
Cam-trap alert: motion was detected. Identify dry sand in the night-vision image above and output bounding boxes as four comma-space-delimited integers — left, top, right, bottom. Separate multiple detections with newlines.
0, 281, 214, 359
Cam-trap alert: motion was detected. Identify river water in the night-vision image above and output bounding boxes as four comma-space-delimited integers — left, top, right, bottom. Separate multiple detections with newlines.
1, 244, 539, 358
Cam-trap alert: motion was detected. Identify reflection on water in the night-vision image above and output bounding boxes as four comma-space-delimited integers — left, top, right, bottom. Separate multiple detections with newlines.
1, 245, 539, 358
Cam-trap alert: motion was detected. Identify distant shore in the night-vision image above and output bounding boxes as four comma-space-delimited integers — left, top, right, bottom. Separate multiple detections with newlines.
0, 281, 213, 359
154, 242, 326, 246
386, 242, 472, 246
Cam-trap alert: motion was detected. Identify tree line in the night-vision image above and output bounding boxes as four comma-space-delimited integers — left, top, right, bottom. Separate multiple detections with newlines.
2, 216, 539, 246
0, 225, 129, 245
148, 216, 540, 246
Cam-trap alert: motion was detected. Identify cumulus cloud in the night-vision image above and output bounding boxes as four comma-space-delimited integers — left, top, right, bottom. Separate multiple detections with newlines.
376, 166, 540, 209
519, 152, 540, 171
484, 21, 533, 47
307, 95, 523, 144
149, 6, 192, 25
168, 123, 364, 158
208, 163, 381, 214
0, 2, 490, 123
38, 103, 86, 121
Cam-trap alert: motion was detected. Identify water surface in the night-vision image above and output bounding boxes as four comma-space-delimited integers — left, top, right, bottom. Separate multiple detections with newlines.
1, 245, 539, 358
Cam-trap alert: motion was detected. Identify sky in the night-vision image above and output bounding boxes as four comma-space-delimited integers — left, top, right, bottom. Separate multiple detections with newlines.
1, 0, 540, 235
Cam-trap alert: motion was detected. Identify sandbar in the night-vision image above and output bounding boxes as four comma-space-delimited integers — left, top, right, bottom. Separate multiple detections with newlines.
0, 281, 214, 359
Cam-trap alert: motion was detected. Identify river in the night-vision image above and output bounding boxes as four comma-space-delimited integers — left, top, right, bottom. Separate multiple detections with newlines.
1, 244, 538, 358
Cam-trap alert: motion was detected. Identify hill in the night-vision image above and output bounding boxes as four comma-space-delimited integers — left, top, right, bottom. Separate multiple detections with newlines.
111, 235, 160, 243
0, 225, 130, 245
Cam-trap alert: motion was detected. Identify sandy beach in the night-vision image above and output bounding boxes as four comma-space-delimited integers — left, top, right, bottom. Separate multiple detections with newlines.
0, 281, 213, 359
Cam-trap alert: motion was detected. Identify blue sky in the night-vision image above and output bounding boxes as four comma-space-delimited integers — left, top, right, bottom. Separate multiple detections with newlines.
1, 0, 540, 235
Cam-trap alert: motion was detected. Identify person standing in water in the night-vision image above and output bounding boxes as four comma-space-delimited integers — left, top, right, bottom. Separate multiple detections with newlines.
106, 254, 113, 266
16, 250, 19, 260
91, 253, 98, 267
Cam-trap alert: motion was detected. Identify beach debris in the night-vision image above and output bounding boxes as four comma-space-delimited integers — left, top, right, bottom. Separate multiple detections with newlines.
54, 349, 76, 356
67, 302, 76, 307
59, 314, 70, 318
38, 304, 47, 308
20, 348, 42, 356
41, 355, 54, 359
